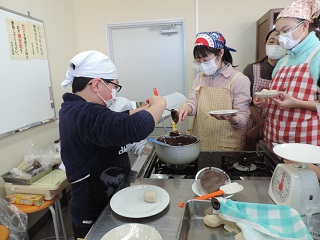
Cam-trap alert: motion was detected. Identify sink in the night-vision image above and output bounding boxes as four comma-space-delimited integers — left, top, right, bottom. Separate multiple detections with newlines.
176, 200, 236, 240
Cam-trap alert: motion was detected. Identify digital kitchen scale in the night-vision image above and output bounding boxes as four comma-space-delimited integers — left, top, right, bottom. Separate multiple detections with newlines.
268, 143, 320, 215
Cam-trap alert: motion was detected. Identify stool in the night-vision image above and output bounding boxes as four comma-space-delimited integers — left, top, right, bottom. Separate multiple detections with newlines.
13, 195, 67, 240
0, 225, 10, 240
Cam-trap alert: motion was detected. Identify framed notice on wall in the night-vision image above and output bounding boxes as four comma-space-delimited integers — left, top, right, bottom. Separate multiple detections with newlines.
0, 7, 55, 138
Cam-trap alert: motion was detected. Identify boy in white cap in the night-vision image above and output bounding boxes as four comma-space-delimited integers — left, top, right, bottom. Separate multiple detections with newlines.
59, 50, 166, 238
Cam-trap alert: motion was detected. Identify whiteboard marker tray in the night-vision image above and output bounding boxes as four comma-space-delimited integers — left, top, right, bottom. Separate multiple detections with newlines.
176, 200, 235, 240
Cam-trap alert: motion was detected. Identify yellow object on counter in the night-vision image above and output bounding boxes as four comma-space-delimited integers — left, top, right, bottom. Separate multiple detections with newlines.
8, 193, 44, 206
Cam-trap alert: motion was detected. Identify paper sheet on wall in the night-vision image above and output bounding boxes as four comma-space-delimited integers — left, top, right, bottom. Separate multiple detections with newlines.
6, 18, 29, 60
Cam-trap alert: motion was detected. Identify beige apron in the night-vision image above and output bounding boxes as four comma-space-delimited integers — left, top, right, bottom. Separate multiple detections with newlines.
192, 72, 242, 151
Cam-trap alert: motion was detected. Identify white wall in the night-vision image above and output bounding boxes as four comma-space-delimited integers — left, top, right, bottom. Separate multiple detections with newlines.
197, 0, 292, 72
72, 0, 293, 92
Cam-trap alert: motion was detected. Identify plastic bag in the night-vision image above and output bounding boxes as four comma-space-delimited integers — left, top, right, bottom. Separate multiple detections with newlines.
9, 140, 61, 179
0, 198, 28, 240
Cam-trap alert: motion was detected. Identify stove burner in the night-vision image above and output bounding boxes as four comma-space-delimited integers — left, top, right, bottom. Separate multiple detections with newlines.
153, 157, 197, 177
233, 162, 257, 171
166, 163, 188, 170
220, 152, 273, 179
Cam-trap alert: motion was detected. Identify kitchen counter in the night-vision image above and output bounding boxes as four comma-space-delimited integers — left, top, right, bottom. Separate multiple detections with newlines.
85, 151, 275, 240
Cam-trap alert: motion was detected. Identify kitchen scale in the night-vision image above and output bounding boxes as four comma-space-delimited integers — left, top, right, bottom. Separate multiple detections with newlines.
268, 143, 320, 215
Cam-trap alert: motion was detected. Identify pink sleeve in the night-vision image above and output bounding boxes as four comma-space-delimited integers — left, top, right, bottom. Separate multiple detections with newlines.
186, 74, 201, 116
230, 74, 251, 128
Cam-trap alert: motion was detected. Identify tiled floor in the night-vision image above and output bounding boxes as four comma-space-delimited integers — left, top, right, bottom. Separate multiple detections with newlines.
32, 204, 74, 240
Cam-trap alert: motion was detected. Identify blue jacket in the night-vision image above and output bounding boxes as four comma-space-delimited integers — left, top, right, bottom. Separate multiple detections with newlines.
59, 93, 154, 222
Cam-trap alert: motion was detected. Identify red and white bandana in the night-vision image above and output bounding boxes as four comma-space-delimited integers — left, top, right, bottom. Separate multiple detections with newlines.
277, 0, 320, 22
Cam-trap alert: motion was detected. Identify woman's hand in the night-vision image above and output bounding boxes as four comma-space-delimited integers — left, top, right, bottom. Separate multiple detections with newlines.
212, 114, 240, 125
178, 103, 190, 123
271, 92, 298, 109
253, 96, 268, 108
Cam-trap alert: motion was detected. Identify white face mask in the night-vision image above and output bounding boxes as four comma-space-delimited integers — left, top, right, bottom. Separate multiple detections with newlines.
278, 22, 304, 50
199, 58, 218, 76
265, 45, 286, 59
97, 81, 117, 107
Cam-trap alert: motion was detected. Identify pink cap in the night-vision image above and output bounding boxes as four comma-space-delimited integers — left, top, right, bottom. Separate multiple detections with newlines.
277, 0, 320, 22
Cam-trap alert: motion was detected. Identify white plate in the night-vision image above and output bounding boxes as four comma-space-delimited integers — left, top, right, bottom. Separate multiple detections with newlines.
191, 182, 233, 198
254, 92, 278, 98
101, 223, 162, 240
110, 185, 170, 218
208, 110, 238, 117
273, 143, 320, 164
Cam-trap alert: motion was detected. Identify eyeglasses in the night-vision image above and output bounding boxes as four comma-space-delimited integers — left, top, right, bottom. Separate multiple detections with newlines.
88, 78, 122, 92
193, 56, 216, 65
277, 21, 304, 36
101, 79, 122, 92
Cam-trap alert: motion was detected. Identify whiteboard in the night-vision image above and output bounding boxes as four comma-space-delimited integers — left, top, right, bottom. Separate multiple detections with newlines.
0, 7, 55, 138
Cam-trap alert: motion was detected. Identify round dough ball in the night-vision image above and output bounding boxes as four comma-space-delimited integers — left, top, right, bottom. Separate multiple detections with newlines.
268, 90, 278, 95
143, 190, 157, 203
203, 214, 225, 228
204, 207, 214, 216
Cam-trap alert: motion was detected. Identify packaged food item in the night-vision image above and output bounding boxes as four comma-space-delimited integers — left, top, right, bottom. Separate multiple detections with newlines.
8, 193, 44, 206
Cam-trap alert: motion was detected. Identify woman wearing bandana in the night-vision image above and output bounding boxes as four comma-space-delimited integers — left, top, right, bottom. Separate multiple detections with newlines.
240, 29, 285, 151
178, 31, 251, 151
254, 0, 320, 146
59, 51, 166, 239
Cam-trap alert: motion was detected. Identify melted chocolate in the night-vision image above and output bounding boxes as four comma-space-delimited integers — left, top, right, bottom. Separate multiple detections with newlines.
157, 135, 198, 146
169, 131, 180, 136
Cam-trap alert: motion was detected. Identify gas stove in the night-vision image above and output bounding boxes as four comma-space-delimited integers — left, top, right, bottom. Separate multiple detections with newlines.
140, 150, 278, 180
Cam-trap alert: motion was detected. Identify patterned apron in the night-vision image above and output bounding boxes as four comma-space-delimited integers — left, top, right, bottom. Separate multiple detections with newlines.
192, 72, 242, 151
264, 45, 320, 145
240, 63, 270, 150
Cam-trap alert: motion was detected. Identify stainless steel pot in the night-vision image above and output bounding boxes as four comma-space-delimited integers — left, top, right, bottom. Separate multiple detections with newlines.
154, 135, 200, 165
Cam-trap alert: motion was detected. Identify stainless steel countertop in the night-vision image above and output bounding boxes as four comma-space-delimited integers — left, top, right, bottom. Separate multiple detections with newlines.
85, 150, 274, 240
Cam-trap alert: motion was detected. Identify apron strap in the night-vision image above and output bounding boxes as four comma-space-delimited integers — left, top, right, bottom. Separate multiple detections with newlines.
194, 74, 203, 91
226, 72, 242, 90
281, 55, 289, 67
305, 45, 320, 63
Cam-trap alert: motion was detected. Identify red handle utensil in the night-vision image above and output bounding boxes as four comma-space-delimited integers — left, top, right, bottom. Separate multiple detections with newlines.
146, 87, 159, 103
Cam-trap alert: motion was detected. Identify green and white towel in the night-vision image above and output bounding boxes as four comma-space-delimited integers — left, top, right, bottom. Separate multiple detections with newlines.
216, 198, 312, 240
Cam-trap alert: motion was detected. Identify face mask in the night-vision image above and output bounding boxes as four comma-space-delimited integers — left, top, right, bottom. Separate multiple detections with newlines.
97, 93, 115, 108
97, 82, 117, 107
265, 45, 286, 59
199, 58, 218, 76
102, 81, 117, 100
278, 22, 304, 50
